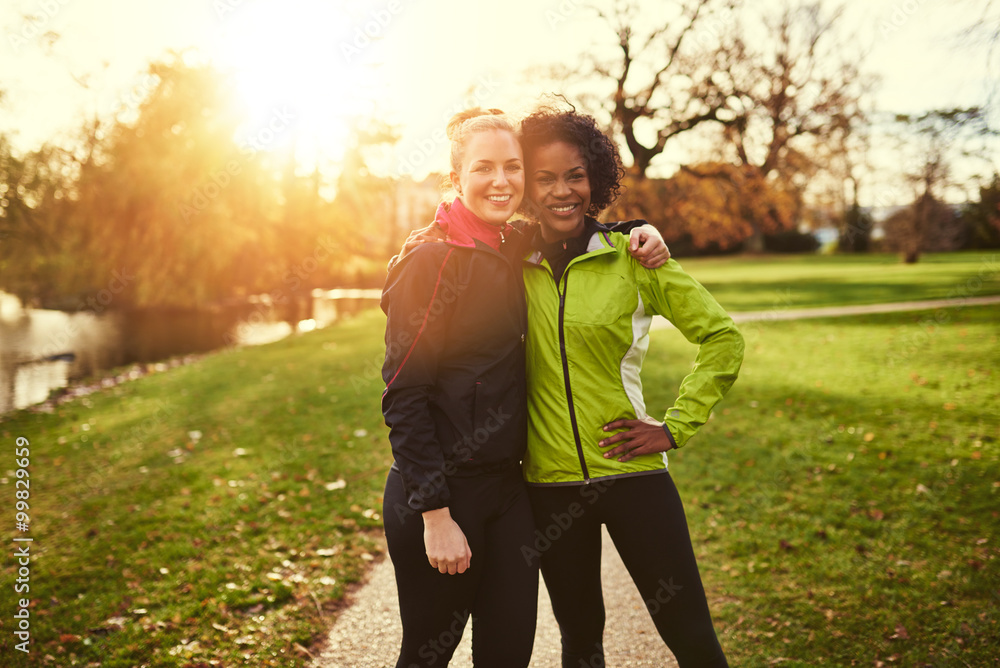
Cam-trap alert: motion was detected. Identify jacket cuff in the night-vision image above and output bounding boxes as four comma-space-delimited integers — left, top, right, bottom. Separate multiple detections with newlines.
662, 423, 679, 450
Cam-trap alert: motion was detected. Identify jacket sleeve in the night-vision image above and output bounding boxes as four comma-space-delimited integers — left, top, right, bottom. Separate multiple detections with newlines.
381, 246, 455, 512
635, 258, 745, 448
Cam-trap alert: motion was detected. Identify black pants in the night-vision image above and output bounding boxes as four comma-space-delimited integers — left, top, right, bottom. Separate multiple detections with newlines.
383, 466, 538, 668
527, 471, 728, 668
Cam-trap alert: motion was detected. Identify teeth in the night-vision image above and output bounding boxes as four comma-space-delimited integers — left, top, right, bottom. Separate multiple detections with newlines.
487, 195, 510, 202
550, 205, 575, 212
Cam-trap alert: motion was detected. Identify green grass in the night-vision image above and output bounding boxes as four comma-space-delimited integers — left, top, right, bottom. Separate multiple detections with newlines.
1, 255, 998, 666
674, 251, 1000, 312
1, 311, 396, 667
651, 304, 999, 666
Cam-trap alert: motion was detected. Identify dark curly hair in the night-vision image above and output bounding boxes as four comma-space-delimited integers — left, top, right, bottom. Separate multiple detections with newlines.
518, 105, 625, 217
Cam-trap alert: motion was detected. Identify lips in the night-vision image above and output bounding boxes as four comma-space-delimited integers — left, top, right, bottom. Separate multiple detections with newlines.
487, 195, 512, 205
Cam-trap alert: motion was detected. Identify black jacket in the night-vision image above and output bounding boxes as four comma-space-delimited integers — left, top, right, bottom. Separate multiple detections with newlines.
381, 235, 528, 512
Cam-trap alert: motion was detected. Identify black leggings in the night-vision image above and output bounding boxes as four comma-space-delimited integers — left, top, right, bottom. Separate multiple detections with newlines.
527, 471, 728, 668
383, 466, 538, 668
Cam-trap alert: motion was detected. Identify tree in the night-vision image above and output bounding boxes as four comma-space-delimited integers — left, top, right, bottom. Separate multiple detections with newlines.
960, 174, 1000, 248
572, 0, 867, 251
707, 1, 867, 250
882, 194, 963, 261
883, 107, 993, 262
606, 161, 797, 252
585, 0, 740, 177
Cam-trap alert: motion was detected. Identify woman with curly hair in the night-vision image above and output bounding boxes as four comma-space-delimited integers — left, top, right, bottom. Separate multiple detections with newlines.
517, 106, 742, 668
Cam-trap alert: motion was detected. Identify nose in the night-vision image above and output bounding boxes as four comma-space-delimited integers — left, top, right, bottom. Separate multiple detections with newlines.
552, 178, 571, 198
492, 169, 508, 187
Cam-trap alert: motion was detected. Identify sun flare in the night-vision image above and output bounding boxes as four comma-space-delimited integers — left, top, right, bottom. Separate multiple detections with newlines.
211, 0, 382, 171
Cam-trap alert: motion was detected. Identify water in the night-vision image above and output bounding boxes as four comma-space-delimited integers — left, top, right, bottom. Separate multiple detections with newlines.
0, 290, 380, 415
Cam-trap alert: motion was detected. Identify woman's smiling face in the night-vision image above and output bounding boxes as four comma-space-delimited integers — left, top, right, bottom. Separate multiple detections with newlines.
450, 129, 524, 226
526, 141, 592, 242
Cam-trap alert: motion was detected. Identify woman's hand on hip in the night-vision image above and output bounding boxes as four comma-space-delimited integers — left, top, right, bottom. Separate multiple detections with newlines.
599, 417, 676, 462
628, 225, 670, 269
422, 507, 472, 575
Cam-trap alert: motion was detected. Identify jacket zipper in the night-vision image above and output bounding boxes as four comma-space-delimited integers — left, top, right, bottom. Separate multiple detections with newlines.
557, 275, 590, 483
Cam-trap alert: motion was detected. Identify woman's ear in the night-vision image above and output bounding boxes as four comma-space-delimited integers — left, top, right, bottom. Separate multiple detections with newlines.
450, 171, 462, 196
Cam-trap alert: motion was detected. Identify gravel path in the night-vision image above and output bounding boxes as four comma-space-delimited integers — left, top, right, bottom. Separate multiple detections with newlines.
310, 527, 678, 667
651, 294, 1000, 330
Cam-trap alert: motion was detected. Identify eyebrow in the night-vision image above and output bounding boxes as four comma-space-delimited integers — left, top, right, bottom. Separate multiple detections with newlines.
472, 158, 523, 166
532, 166, 585, 176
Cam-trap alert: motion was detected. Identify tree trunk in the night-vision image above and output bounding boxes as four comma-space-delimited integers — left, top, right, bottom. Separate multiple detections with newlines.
744, 228, 766, 253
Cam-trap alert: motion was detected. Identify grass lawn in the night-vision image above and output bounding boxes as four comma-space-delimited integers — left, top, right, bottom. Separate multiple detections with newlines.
1, 312, 395, 667
654, 303, 999, 666
674, 251, 1000, 312
1, 257, 997, 666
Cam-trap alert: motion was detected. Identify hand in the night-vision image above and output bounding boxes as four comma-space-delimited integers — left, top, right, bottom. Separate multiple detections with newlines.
399, 222, 447, 262
422, 507, 472, 575
599, 417, 676, 462
628, 225, 670, 269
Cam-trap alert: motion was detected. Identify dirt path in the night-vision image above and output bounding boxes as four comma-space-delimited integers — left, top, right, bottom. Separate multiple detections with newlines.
310, 527, 678, 667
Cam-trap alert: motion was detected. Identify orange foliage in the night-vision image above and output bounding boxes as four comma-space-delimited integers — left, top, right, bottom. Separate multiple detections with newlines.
606, 163, 798, 250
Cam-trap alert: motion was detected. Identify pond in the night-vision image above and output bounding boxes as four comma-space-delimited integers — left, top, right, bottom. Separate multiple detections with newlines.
0, 289, 381, 415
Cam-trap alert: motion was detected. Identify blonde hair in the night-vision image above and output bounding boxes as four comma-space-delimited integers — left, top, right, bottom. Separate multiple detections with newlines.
446, 108, 517, 173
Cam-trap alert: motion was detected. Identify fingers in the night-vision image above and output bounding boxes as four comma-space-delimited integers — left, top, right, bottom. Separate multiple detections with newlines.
598, 430, 633, 447
603, 418, 641, 431
427, 546, 472, 575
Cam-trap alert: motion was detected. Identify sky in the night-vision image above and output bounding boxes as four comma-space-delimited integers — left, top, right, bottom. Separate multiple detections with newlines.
0, 0, 995, 205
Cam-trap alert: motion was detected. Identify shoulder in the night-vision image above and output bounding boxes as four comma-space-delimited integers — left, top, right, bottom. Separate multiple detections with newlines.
385, 243, 460, 297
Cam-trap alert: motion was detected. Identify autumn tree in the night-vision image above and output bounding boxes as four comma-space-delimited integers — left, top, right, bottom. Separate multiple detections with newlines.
606, 162, 797, 252
566, 0, 866, 251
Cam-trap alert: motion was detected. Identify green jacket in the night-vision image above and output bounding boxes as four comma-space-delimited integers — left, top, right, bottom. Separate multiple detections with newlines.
521, 228, 744, 485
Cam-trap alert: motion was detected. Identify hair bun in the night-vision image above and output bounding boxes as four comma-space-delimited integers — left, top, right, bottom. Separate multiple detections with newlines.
446, 107, 506, 140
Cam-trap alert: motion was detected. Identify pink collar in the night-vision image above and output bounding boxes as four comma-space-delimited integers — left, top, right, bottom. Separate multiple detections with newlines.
433, 198, 505, 251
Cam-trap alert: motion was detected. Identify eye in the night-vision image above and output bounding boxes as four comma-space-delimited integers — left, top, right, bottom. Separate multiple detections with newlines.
473, 165, 491, 173
505, 164, 522, 172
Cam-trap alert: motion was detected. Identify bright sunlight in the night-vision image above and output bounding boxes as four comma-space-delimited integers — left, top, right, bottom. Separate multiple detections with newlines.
210, 0, 383, 171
